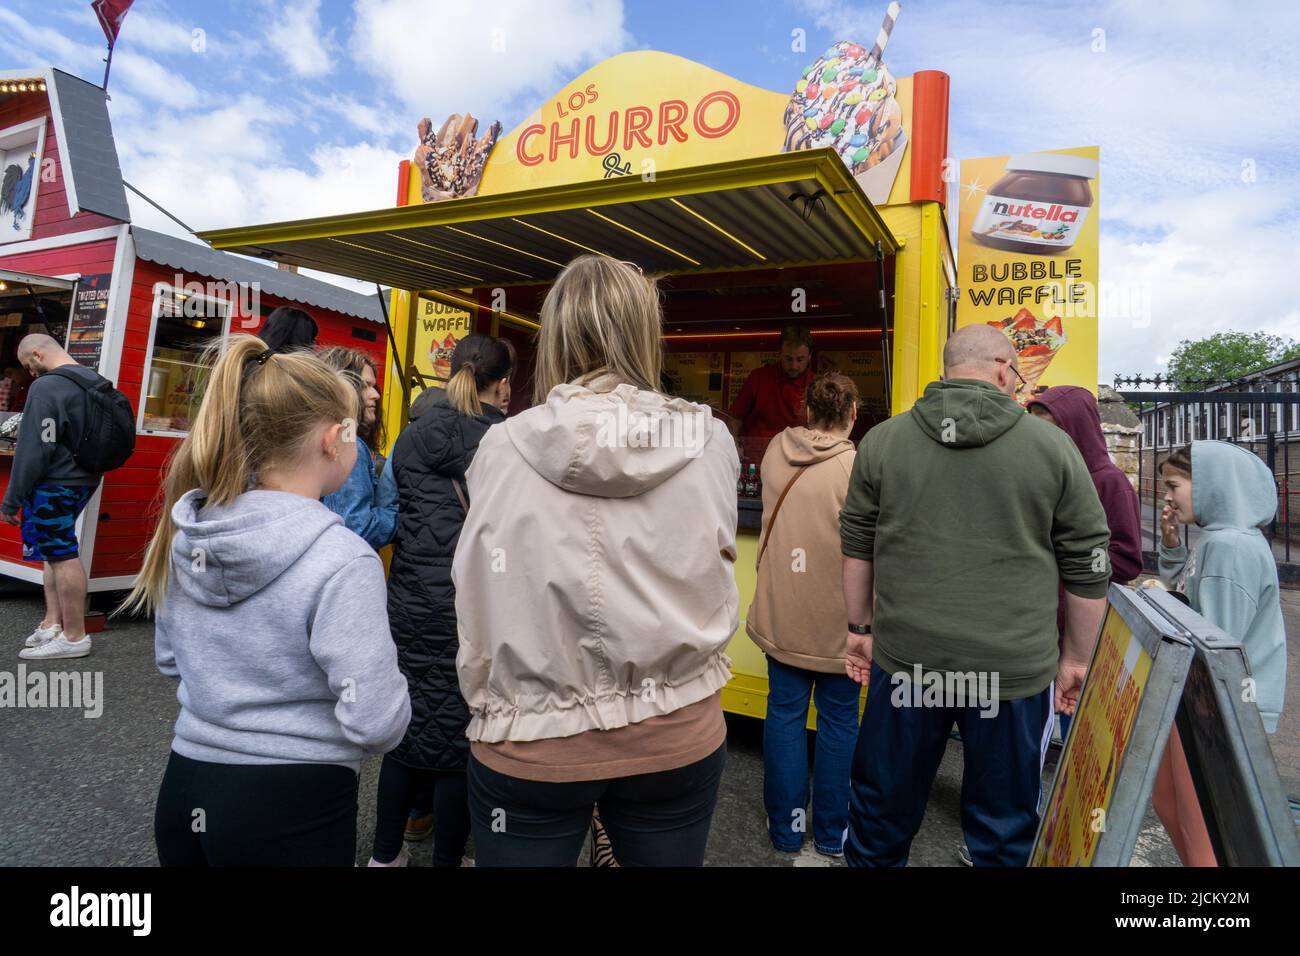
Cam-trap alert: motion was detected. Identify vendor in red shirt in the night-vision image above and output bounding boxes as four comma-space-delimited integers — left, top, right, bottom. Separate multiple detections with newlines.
727, 325, 815, 463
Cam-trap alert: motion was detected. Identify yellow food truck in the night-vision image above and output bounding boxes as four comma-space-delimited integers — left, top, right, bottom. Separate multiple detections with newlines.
202, 48, 959, 725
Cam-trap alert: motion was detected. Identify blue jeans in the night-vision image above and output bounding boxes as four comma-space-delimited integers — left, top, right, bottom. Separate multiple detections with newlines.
763, 655, 860, 853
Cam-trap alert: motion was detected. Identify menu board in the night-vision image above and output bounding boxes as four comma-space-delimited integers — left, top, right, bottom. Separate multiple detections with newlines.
65, 273, 112, 369
727, 351, 778, 409
817, 349, 887, 415
1030, 603, 1151, 866
663, 350, 724, 406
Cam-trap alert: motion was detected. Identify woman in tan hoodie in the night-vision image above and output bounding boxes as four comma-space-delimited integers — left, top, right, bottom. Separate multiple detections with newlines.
451, 255, 739, 867
746, 372, 859, 856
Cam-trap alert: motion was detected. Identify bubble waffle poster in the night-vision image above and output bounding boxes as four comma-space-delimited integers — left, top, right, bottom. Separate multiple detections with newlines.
956, 146, 1100, 402
412, 296, 473, 391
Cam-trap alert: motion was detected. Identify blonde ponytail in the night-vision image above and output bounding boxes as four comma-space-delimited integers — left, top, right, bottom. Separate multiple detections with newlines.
120, 335, 355, 615
447, 363, 483, 416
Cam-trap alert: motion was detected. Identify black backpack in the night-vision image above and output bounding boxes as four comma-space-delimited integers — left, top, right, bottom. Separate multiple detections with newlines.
47, 366, 136, 474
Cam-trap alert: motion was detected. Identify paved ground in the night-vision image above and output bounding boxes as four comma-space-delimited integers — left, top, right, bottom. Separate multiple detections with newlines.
4, 578, 1295, 867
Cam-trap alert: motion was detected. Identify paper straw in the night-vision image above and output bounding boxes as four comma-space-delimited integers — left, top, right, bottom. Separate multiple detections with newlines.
867, 1, 901, 65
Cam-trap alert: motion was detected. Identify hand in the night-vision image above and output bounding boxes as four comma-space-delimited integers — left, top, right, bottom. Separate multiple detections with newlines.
1055, 657, 1089, 716
1, 510, 19, 526
845, 631, 873, 685
1160, 504, 1181, 549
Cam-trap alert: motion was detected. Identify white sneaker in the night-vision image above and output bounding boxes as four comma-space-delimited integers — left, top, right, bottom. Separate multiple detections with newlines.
24, 622, 62, 648
19, 633, 91, 660
367, 848, 410, 867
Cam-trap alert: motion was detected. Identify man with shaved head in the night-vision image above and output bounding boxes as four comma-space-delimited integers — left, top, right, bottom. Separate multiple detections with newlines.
2, 334, 104, 660
837, 324, 1111, 867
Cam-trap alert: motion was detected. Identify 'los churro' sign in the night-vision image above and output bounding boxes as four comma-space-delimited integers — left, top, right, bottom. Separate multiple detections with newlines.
956, 146, 1100, 402
479, 51, 788, 197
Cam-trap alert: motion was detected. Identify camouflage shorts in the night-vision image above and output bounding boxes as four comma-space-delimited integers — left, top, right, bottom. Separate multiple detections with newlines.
20, 484, 95, 562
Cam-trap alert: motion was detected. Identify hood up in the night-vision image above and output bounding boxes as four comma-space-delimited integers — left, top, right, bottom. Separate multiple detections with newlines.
909, 379, 1024, 448
776, 426, 854, 466
1027, 386, 1111, 471
169, 489, 343, 607
505, 380, 718, 498
1192, 440, 1277, 531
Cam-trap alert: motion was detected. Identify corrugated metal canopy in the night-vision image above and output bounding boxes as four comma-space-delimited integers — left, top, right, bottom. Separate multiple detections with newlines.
131, 226, 386, 322
200, 149, 898, 291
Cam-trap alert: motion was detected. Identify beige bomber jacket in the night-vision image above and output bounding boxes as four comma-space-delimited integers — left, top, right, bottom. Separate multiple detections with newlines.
452, 377, 740, 743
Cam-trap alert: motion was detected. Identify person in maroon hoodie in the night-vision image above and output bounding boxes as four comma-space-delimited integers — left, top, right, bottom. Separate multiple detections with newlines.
1027, 386, 1143, 740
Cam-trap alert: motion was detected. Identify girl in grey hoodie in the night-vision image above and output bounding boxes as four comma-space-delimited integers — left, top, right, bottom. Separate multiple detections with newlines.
121, 335, 411, 867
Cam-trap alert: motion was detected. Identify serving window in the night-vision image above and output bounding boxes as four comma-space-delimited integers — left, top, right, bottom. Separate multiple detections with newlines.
138, 284, 230, 436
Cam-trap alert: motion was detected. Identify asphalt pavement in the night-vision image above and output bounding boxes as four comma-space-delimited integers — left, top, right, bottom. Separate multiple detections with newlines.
6, 579, 1271, 868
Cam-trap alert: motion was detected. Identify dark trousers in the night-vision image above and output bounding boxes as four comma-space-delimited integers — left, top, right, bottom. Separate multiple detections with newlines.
846, 662, 1053, 867
467, 744, 727, 867
155, 750, 358, 866
372, 754, 470, 866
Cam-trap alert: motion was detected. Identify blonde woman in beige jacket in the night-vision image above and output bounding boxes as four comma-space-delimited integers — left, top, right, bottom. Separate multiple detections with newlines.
746, 372, 859, 857
451, 255, 739, 867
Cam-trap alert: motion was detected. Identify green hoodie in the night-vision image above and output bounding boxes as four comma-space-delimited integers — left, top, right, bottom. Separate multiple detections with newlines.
1159, 440, 1286, 733
840, 379, 1112, 699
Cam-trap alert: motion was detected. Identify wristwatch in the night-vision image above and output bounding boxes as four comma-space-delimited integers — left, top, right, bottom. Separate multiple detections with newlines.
848, 622, 872, 635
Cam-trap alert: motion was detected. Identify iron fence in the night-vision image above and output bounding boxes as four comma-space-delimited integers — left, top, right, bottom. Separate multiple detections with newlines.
1123, 388, 1300, 581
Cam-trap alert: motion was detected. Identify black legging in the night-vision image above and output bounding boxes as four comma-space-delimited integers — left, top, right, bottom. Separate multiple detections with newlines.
155, 751, 358, 866
468, 744, 727, 867
372, 754, 470, 866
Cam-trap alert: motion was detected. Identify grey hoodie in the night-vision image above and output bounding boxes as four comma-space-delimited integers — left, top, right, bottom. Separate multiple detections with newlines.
155, 489, 411, 770
1159, 441, 1286, 733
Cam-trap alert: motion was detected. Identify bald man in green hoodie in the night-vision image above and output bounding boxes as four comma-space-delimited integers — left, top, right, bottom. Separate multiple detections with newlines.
839, 324, 1111, 867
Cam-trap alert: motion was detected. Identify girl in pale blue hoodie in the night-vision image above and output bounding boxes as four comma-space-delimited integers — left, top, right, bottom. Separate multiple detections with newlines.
1159, 441, 1286, 731
121, 335, 410, 867
1156, 441, 1286, 866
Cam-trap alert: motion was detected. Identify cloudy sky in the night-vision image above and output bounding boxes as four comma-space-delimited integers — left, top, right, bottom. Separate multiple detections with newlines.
2, 0, 1296, 381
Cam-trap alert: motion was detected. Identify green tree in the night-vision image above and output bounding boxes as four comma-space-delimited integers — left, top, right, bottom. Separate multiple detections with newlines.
1166, 332, 1300, 387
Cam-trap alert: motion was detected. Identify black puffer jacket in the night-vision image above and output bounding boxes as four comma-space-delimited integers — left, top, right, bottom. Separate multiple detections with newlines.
385, 389, 505, 769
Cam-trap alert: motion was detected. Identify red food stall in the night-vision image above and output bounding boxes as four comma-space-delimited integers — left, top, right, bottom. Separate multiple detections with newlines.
0, 67, 390, 594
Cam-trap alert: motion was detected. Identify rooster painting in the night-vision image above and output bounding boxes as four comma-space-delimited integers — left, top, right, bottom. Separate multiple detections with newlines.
0, 152, 37, 230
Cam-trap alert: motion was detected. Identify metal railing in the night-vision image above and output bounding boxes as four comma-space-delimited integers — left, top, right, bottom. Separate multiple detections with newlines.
1123, 387, 1300, 579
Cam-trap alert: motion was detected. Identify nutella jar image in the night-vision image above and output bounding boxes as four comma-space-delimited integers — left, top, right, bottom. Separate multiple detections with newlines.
971, 152, 1097, 255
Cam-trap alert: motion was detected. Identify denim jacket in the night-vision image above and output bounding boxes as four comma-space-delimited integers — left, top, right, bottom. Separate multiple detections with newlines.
322, 439, 397, 550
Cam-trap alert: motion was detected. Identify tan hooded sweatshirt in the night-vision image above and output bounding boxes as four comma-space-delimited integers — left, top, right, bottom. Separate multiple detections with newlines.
452, 378, 740, 754
746, 426, 856, 673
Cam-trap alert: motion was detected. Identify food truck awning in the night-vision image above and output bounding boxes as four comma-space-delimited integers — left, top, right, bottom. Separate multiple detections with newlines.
199, 149, 899, 290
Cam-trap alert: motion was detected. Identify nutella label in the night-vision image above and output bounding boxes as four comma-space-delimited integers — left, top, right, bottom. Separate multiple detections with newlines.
971, 194, 1090, 250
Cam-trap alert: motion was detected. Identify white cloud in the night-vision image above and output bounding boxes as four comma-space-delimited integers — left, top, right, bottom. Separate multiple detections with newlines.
111, 50, 204, 109
349, 0, 631, 121
108, 90, 405, 290
1099, 178, 1300, 380
268, 0, 335, 78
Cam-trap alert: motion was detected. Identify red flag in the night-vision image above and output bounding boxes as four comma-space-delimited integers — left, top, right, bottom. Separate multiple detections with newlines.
91, 0, 135, 48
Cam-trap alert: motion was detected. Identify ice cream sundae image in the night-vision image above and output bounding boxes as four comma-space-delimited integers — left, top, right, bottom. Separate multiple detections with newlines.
781, 3, 907, 203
